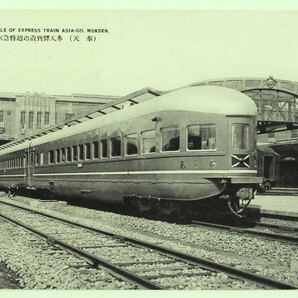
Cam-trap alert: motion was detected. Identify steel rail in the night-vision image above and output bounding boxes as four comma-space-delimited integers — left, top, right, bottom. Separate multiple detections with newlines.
191, 220, 298, 245
0, 200, 296, 289
245, 220, 298, 233
0, 211, 162, 290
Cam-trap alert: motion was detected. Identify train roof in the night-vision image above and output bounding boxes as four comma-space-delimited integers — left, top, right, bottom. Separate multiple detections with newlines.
0, 86, 257, 155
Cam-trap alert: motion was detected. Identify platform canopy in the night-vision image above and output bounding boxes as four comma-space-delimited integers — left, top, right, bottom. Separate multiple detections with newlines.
187, 76, 298, 134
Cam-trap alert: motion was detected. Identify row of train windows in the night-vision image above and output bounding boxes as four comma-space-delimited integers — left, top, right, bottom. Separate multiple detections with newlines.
0, 124, 249, 168
0, 124, 217, 168
0, 157, 24, 169
46, 124, 217, 164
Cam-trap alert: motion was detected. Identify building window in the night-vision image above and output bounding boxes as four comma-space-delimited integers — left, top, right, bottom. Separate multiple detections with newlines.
37, 112, 42, 129
161, 127, 180, 152
45, 112, 50, 125
65, 113, 75, 121
21, 111, 26, 129
111, 137, 121, 157
29, 111, 34, 129
125, 133, 138, 155
187, 124, 216, 150
0, 111, 3, 122
141, 130, 156, 154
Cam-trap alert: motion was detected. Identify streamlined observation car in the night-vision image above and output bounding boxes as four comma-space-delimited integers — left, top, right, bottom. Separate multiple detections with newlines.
0, 86, 262, 218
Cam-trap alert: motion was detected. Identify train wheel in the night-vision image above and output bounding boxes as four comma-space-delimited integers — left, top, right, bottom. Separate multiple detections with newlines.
176, 203, 189, 220
128, 198, 153, 217
171, 203, 191, 222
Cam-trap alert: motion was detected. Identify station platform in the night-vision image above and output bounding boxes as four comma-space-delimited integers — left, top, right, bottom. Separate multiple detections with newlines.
248, 193, 298, 219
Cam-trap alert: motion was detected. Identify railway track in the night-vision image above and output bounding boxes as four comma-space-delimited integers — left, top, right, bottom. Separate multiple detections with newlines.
191, 219, 298, 245
262, 188, 298, 196
0, 200, 296, 290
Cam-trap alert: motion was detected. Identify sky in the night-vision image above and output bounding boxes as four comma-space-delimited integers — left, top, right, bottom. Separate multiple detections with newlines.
0, 1, 297, 97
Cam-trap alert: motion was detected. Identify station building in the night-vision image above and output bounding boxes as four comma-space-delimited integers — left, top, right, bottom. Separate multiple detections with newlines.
0, 91, 119, 145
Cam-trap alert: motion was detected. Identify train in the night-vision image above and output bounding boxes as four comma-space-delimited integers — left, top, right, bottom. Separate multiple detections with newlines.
0, 86, 262, 219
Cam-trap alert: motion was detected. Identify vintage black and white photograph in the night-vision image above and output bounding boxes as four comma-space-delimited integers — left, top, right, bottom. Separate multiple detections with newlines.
0, 1, 297, 294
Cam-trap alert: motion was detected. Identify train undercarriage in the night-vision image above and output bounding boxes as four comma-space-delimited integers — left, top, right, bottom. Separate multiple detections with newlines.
124, 184, 257, 220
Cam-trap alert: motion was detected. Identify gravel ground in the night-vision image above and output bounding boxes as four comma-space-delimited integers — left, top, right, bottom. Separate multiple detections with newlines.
0, 218, 137, 290
0, 260, 20, 289
0, 192, 297, 289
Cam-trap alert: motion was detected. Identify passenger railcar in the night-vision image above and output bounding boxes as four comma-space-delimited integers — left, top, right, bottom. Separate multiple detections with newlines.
0, 86, 262, 218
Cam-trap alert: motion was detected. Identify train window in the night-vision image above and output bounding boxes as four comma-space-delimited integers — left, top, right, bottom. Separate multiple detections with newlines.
187, 124, 216, 150
141, 130, 156, 154
56, 149, 61, 163
49, 150, 54, 164
93, 141, 99, 159
35, 153, 40, 166
85, 143, 91, 160
101, 140, 107, 158
232, 124, 249, 150
40, 153, 44, 165
61, 148, 66, 162
161, 127, 180, 152
125, 133, 138, 155
66, 147, 71, 162
111, 137, 121, 157
79, 144, 84, 161
72, 146, 78, 161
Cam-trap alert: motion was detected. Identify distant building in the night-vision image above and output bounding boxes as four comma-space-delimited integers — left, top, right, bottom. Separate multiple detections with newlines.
0, 91, 119, 145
